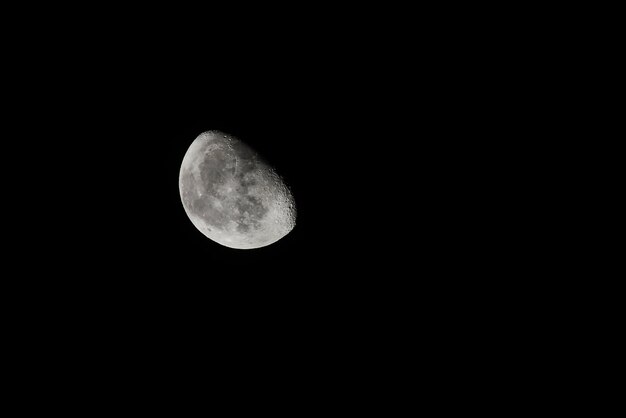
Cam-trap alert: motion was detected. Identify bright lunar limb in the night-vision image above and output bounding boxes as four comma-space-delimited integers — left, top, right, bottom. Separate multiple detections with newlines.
179, 130, 296, 249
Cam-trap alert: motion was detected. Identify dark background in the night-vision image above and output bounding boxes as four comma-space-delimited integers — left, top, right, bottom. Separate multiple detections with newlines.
4, 6, 556, 404
18, 19, 450, 285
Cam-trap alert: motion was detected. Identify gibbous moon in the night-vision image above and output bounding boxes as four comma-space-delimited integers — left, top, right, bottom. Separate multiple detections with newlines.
179, 130, 296, 249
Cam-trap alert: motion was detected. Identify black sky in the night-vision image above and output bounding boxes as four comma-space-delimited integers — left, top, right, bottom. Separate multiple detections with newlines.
12, 13, 501, 310
5, 7, 543, 402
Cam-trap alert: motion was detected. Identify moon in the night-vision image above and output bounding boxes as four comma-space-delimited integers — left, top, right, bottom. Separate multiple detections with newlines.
179, 130, 296, 249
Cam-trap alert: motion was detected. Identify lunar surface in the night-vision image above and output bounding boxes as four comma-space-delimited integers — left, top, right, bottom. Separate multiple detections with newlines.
179, 131, 296, 249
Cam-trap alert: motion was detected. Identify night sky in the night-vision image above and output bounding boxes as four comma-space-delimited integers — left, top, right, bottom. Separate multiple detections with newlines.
16, 25, 488, 322
6, 7, 534, 404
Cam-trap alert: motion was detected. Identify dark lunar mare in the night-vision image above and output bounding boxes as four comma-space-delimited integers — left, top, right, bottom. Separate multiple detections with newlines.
182, 138, 269, 233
